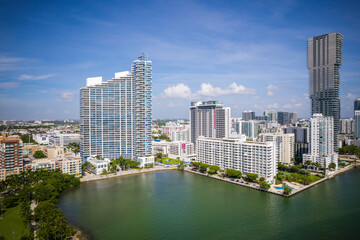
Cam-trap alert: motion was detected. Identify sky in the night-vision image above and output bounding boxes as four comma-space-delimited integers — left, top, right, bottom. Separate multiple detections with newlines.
0, 0, 359, 120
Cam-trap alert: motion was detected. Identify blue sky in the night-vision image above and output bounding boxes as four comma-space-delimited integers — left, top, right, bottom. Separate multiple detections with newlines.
0, 0, 359, 120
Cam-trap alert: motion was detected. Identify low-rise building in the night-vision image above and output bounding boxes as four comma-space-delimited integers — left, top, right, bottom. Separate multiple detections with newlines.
49, 133, 80, 147
196, 136, 277, 183
87, 156, 111, 175
24, 156, 82, 176
138, 156, 155, 168
152, 140, 196, 161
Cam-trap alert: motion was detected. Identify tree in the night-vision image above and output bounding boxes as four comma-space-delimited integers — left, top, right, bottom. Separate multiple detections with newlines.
259, 181, 270, 190
129, 160, 140, 168
155, 153, 163, 160
33, 150, 47, 159
259, 177, 265, 182
246, 173, 258, 182
3, 194, 19, 208
225, 169, 242, 178
177, 161, 185, 171
34, 183, 58, 202
328, 163, 336, 170
208, 165, 220, 174
192, 162, 201, 168
283, 186, 292, 195
20, 200, 32, 228
200, 163, 210, 172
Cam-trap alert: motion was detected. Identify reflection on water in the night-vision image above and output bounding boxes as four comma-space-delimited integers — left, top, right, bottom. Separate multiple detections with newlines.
58, 169, 360, 240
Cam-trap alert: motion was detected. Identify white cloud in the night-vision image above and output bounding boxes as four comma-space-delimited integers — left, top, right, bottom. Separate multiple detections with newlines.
266, 103, 279, 109
163, 83, 196, 99
58, 91, 75, 102
346, 93, 357, 100
283, 103, 292, 109
197, 82, 256, 97
18, 74, 54, 81
294, 103, 302, 107
0, 82, 20, 89
162, 82, 256, 99
266, 84, 280, 97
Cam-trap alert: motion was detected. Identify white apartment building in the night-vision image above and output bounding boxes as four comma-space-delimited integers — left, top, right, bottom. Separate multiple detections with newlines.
48, 133, 80, 147
138, 156, 155, 168
87, 156, 111, 175
161, 122, 190, 141
152, 140, 196, 161
196, 136, 277, 183
32, 133, 50, 144
303, 114, 338, 168
260, 131, 295, 165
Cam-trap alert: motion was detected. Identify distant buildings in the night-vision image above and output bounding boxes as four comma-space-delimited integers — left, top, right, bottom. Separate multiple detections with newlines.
259, 131, 295, 165
284, 127, 308, 143
152, 140, 196, 162
264, 110, 276, 122
25, 156, 82, 176
354, 111, 360, 139
190, 101, 230, 145
242, 111, 255, 121
161, 122, 190, 141
80, 53, 152, 161
196, 137, 277, 183
308, 32, 343, 147
303, 114, 338, 168
354, 98, 360, 112
289, 112, 297, 125
49, 133, 80, 148
0, 133, 23, 181
239, 120, 259, 140
277, 111, 290, 125
339, 118, 353, 134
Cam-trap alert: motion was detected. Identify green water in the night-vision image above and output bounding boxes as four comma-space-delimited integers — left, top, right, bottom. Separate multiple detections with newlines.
58, 169, 360, 239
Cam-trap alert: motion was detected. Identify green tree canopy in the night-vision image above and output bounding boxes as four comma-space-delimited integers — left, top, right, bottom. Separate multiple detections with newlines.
225, 169, 242, 178
208, 165, 220, 174
283, 186, 292, 195
246, 173, 258, 182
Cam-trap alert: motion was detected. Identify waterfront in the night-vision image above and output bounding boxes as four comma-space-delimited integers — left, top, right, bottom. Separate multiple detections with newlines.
58, 169, 360, 240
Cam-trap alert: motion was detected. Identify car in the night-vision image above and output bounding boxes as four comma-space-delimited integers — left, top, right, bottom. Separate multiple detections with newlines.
230, 179, 234, 181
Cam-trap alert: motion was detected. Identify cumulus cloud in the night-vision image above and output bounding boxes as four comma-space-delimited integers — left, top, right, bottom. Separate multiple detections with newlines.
266, 84, 280, 96
266, 103, 279, 109
163, 83, 196, 99
162, 82, 256, 99
18, 74, 54, 81
346, 93, 357, 100
197, 82, 256, 96
57, 91, 75, 102
0, 82, 20, 89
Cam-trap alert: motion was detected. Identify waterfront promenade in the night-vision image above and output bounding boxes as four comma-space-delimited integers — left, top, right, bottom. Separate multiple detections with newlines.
80, 165, 177, 182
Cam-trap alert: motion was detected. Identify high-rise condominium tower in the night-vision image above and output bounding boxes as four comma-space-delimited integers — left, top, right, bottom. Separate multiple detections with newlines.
307, 32, 342, 147
242, 110, 255, 121
190, 101, 230, 145
303, 114, 337, 168
80, 53, 152, 161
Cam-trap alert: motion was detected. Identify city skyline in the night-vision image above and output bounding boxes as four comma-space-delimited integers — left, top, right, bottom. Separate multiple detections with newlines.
0, 0, 359, 120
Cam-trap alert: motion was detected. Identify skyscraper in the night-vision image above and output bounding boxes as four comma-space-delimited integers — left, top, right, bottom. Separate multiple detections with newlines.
307, 32, 342, 147
80, 53, 152, 161
303, 114, 337, 168
354, 111, 360, 139
277, 111, 290, 125
354, 98, 360, 112
242, 110, 255, 121
190, 101, 230, 145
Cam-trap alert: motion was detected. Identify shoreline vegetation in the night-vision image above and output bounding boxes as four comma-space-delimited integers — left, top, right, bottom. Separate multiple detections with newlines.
186, 161, 358, 197
0, 169, 81, 239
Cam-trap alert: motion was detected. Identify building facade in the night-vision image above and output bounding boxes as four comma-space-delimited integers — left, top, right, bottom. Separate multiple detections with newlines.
80, 53, 152, 161
0, 133, 23, 181
190, 101, 230, 145
25, 156, 82, 176
196, 137, 277, 183
354, 98, 360, 112
354, 111, 360, 139
264, 110, 276, 122
260, 132, 295, 165
242, 111, 255, 121
308, 32, 342, 147
303, 114, 338, 168
339, 118, 353, 134
277, 111, 290, 125
49, 134, 80, 147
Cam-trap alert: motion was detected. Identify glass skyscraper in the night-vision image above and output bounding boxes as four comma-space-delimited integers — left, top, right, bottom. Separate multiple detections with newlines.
80, 53, 152, 161
307, 32, 342, 148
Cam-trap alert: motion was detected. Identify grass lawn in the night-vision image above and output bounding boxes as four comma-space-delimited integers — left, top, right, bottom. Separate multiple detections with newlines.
156, 157, 180, 165
0, 203, 29, 239
308, 174, 322, 183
